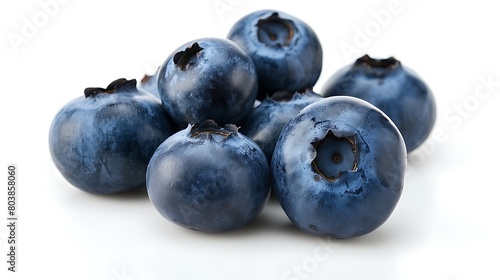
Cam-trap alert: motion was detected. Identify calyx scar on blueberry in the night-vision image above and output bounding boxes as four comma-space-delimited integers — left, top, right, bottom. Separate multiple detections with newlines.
355, 54, 400, 69
190, 119, 239, 139
256, 12, 295, 47
311, 132, 358, 182
173, 42, 204, 71
84, 78, 137, 98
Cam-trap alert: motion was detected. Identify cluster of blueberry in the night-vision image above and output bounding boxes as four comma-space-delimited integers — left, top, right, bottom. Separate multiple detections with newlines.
48, 9, 436, 238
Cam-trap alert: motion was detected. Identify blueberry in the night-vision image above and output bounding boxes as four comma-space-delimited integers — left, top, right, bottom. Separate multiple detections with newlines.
321, 54, 436, 152
227, 10, 323, 98
272, 96, 406, 238
157, 38, 258, 127
49, 78, 175, 194
146, 120, 270, 232
240, 89, 323, 163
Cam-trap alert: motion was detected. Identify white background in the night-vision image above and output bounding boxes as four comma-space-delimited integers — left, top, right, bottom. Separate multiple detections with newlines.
1, 0, 500, 279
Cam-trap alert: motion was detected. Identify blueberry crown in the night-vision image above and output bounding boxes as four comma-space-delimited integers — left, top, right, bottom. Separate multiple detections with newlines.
173, 42, 204, 71
355, 54, 400, 69
190, 119, 239, 138
84, 78, 137, 98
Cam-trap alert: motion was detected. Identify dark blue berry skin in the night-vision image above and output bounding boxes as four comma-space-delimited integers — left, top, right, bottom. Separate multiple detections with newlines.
146, 120, 270, 232
227, 10, 322, 98
157, 38, 258, 127
49, 79, 175, 195
271, 96, 406, 238
321, 55, 436, 152
240, 90, 323, 163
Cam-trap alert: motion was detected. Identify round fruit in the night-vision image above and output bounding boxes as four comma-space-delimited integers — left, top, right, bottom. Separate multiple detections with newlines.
146, 120, 270, 232
321, 54, 436, 152
49, 78, 175, 194
157, 38, 258, 127
227, 10, 322, 98
272, 96, 406, 238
